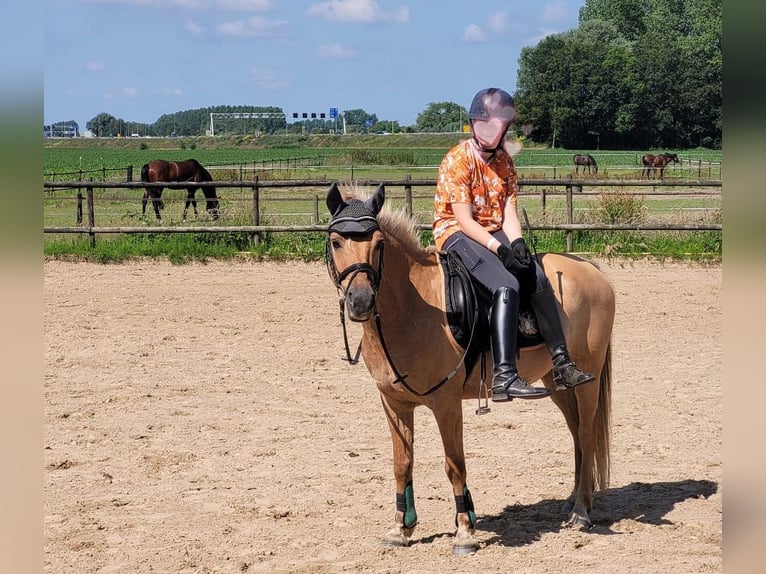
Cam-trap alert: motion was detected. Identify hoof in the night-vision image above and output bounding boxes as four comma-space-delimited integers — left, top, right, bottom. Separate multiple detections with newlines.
452, 530, 478, 555
565, 513, 592, 530
380, 528, 411, 547
452, 541, 479, 555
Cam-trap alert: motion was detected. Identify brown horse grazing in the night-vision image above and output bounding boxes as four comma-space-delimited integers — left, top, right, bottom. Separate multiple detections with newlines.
140, 159, 219, 221
573, 153, 598, 174
641, 153, 679, 180
325, 183, 615, 554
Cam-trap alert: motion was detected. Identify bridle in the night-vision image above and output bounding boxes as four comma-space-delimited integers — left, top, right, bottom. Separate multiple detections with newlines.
326, 232, 384, 366
325, 227, 476, 398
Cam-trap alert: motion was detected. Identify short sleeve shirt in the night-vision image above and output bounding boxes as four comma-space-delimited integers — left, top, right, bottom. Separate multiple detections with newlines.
432, 140, 519, 249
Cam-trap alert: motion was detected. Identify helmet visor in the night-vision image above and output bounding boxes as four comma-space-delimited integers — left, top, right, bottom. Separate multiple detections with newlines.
472, 118, 510, 150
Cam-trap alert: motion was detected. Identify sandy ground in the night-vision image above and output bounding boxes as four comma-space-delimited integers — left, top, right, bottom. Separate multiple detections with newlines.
44, 258, 722, 573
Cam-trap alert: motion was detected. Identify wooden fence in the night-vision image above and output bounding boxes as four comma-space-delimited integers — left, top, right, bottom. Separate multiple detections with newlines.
43, 177, 722, 250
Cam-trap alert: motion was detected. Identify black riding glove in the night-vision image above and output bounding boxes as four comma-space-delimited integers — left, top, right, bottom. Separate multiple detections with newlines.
497, 238, 532, 274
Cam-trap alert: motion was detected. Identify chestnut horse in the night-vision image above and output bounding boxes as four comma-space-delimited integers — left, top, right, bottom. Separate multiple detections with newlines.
641, 153, 679, 180
140, 159, 219, 221
325, 183, 615, 554
573, 153, 598, 174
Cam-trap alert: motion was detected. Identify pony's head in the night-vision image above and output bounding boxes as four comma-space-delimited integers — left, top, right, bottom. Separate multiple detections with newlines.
326, 182, 386, 321
204, 187, 219, 219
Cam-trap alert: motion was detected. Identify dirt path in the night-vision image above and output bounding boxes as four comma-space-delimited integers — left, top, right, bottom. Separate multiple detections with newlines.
44, 258, 721, 573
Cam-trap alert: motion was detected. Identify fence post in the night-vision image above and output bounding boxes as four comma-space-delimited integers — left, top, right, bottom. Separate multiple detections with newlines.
86, 180, 96, 248
76, 186, 83, 225
126, 165, 133, 182
565, 176, 574, 252
404, 174, 413, 217
251, 175, 260, 245
540, 187, 547, 217
312, 195, 319, 225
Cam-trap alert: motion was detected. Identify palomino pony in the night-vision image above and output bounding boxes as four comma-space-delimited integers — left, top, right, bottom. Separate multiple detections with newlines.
641, 153, 679, 180
140, 159, 220, 221
325, 183, 615, 554
573, 153, 598, 174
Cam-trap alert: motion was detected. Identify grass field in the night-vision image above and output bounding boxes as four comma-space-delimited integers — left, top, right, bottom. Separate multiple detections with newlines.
43, 136, 722, 262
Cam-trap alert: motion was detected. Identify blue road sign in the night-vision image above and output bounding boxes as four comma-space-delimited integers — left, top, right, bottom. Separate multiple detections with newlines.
329, 107, 338, 119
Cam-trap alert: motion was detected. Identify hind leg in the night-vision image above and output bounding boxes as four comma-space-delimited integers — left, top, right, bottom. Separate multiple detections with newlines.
548, 371, 600, 529
183, 190, 198, 221
379, 394, 418, 547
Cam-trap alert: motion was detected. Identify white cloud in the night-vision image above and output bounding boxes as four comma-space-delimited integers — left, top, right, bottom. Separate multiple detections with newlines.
123, 87, 139, 97
81, 0, 274, 10
250, 67, 289, 90
488, 11, 508, 33
462, 24, 486, 43
216, 15, 286, 37
317, 43, 355, 59
307, 0, 409, 23
215, 0, 274, 10
184, 20, 205, 34
81, 0, 206, 9
84, 61, 106, 72
540, 1, 573, 25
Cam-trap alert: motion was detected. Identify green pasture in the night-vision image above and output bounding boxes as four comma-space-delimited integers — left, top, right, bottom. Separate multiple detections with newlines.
44, 138, 723, 182
43, 139, 722, 262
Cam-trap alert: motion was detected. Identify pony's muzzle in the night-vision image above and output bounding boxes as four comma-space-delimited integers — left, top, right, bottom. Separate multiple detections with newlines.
345, 285, 376, 321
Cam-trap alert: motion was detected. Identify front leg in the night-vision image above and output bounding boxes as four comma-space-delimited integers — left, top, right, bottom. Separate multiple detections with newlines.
432, 400, 478, 554
379, 393, 417, 547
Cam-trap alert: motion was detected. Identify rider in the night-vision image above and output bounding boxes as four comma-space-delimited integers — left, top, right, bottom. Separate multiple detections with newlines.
433, 87, 595, 402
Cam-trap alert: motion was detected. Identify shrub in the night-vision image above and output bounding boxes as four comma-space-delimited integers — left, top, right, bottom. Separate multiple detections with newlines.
591, 189, 646, 224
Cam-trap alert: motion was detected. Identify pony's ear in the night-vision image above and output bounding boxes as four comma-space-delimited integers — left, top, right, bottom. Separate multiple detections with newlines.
365, 184, 385, 216
326, 182, 346, 216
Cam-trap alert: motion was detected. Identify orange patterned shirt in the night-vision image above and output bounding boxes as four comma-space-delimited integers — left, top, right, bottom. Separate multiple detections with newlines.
432, 140, 519, 249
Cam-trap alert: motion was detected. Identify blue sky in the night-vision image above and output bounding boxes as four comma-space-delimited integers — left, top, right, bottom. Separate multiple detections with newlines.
44, 0, 585, 130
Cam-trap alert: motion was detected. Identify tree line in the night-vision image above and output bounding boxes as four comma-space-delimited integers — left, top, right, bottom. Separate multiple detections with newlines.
62, 0, 719, 150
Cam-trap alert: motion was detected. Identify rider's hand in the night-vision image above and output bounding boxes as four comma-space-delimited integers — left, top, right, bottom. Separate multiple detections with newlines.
497, 238, 532, 274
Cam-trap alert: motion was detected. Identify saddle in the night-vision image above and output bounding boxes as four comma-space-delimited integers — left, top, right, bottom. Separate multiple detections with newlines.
439, 251, 543, 376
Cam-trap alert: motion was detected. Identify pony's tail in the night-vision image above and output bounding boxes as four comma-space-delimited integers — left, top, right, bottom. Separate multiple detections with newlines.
140, 163, 150, 182
594, 341, 612, 491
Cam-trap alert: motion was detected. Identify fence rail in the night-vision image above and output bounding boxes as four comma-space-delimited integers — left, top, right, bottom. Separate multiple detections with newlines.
43, 177, 722, 250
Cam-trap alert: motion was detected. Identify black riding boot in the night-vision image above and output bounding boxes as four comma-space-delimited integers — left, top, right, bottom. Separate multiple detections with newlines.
490, 287, 552, 402
530, 288, 595, 391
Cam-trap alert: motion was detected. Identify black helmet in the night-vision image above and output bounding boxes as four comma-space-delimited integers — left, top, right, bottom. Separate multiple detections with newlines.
468, 88, 516, 122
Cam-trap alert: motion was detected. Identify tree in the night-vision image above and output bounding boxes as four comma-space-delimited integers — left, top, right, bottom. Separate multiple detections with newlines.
515, 0, 721, 149
416, 102, 467, 133
86, 113, 118, 138
342, 109, 377, 132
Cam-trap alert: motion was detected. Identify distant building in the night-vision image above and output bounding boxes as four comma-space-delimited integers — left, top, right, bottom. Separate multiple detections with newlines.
44, 121, 80, 138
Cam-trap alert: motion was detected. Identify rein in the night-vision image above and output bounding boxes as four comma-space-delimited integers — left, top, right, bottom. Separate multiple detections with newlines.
326, 234, 477, 398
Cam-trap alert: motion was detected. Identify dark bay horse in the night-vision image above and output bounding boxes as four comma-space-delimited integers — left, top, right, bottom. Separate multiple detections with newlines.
573, 153, 598, 174
641, 152, 679, 180
325, 183, 615, 554
140, 159, 219, 221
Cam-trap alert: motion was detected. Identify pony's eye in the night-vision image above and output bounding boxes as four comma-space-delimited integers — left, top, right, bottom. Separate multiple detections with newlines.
331, 238, 343, 250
